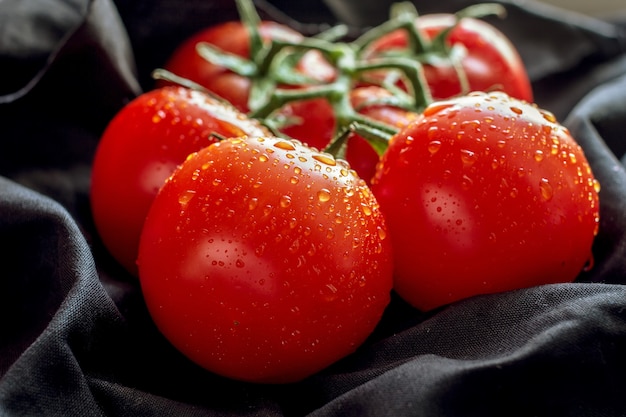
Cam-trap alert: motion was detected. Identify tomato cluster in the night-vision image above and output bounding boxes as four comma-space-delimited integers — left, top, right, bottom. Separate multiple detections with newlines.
89, 0, 600, 383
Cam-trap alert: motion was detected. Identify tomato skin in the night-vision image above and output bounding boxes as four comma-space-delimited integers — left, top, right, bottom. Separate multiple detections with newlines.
162, 21, 303, 112
363, 15, 533, 102
90, 86, 268, 275
371, 92, 600, 311
137, 136, 393, 383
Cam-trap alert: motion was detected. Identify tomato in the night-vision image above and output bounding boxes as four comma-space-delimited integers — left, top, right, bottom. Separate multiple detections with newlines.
371, 91, 600, 311
161, 20, 338, 149
90, 86, 268, 276
361, 14, 533, 102
137, 135, 393, 383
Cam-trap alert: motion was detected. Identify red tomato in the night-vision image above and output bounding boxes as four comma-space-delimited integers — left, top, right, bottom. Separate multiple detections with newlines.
371, 91, 600, 311
161, 20, 338, 150
90, 86, 268, 275
362, 15, 533, 102
137, 135, 393, 383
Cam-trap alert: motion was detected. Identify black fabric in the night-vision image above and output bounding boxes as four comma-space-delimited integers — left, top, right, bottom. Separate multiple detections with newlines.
1, 0, 626, 415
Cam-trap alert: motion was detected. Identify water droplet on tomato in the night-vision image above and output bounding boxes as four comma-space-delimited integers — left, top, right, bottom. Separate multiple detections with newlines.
312, 153, 336, 166
539, 178, 553, 201
317, 188, 331, 202
510, 106, 523, 115
461, 175, 473, 189
428, 140, 442, 155
423, 102, 454, 116
280, 195, 292, 208
274, 140, 296, 151
248, 197, 259, 210
534, 150, 545, 162
235, 259, 245, 268
593, 179, 601, 193
178, 190, 196, 206
460, 149, 477, 166
427, 126, 439, 139
541, 110, 557, 123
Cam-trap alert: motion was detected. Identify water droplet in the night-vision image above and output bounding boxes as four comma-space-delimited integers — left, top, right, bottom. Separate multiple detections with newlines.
312, 154, 336, 166
428, 140, 442, 155
568, 152, 577, 164
427, 126, 439, 139
510, 106, 523, 115
593, 179, 601, 193
317, 189, 331, 202
534, 150, 545, 162
423, 102, 454, 116
541, 110, 557, 123
280, 195, 292, 208
461, 175, 473, 190
361, 203, 372, 216
290, 176, 299, 185
539, 178, 553, 201
460, 149, 477, 166
235, 259, 245, 268
377, 227, 387, 240
178, 190, 196, 206
274, 140, 296, 151
259, 154, 269, 163
248, 197, 258, 210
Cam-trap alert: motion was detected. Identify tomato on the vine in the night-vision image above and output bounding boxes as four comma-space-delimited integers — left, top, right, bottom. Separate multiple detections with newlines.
371, 91, 600, 311
161, 20, 338, 149
90, 86, 268, 275
361, 14, 533, 102
137, 135, 393, 383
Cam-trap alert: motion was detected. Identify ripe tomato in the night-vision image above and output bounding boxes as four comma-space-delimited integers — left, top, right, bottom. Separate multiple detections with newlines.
361, 14, 533, 102
371, 92, 600, 311
90, 86, 268, 276
137, 136, 393, 383
161, 20, 337, 149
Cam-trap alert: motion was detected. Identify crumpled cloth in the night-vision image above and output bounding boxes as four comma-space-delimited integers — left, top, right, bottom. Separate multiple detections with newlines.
1, 0, 626, 415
